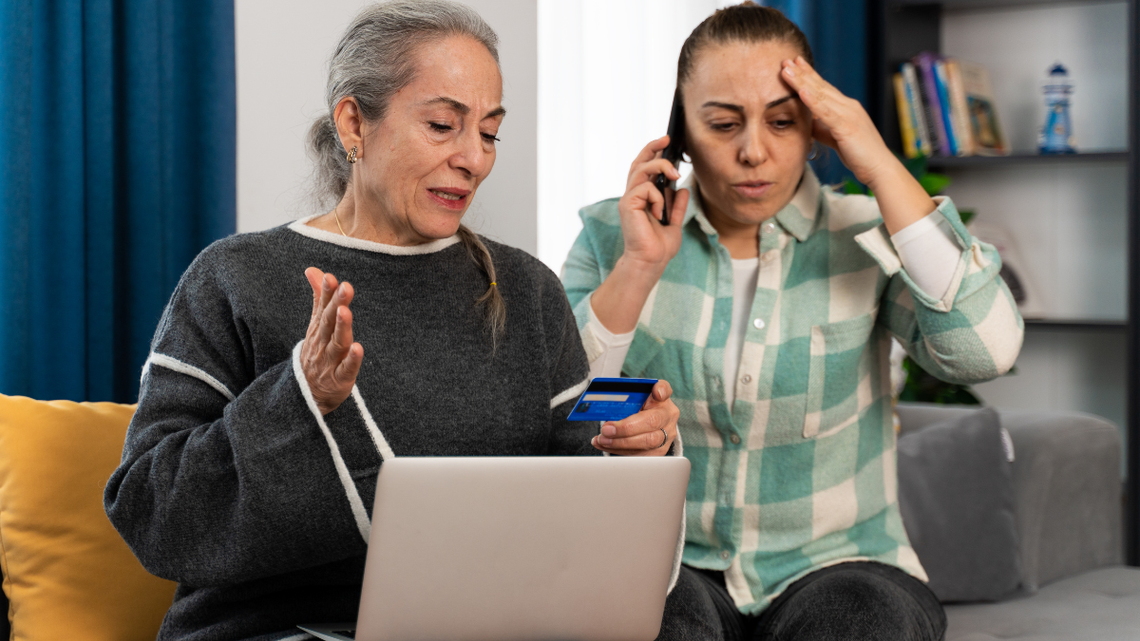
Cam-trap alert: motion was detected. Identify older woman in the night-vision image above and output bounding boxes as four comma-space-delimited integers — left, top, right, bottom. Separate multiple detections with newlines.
562, 3, 1023, 640
104, 3, 683, 640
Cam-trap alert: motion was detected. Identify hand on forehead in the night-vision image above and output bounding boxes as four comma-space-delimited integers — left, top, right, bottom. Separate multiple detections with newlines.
683, 39, 807, 116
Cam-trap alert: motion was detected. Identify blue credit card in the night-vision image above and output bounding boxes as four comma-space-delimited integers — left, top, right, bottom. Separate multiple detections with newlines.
567, 378, 658, 422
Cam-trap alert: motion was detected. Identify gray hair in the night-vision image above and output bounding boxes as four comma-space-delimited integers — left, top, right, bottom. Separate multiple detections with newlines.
308, 0, 506, 348
308, 0, 500, 206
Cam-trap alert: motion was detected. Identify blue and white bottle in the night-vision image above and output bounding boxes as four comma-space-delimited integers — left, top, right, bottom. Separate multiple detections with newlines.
1038, 62, 1075, 154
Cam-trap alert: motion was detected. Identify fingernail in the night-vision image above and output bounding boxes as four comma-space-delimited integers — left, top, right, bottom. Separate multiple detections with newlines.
602, 424, 616, 437
597, 435, 612, 446
797, 55, 807, 65
783, 66, 795, 77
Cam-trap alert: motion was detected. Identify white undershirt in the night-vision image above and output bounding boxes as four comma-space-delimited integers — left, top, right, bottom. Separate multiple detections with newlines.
724, 258, 759, 407
586, 212, 962, 405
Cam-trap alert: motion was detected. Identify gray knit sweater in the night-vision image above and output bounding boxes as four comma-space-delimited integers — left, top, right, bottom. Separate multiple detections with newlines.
104, 218, 599, 641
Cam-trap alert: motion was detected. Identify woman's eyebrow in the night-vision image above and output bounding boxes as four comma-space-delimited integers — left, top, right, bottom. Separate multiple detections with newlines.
701, 101, 744, 113
764, 95, 797, 109
700, 95, 799, 113
423, 96, 506, 119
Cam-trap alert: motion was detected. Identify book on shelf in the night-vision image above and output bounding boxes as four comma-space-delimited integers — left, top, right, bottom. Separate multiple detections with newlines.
912, 52, 951, 156
958, 60, 1009, 156
895, 54, 1009, 157
893, 73, 919, 158
968, 221, 1044, 318
931, 59, 960, 156
943, 59, 976, 156
901, 63, 933, 157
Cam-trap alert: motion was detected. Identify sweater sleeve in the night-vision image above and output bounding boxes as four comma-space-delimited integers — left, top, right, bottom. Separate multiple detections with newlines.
104, 249, 373, 587
855, 196, 1025, 384
540, 264, 603, 457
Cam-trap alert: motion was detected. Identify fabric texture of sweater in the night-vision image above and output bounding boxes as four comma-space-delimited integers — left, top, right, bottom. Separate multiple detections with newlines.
104, 217, 600, 641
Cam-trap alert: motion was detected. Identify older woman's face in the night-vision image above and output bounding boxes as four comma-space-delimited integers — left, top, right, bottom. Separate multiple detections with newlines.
360, 36, 504, 241
682, 40, 813, 228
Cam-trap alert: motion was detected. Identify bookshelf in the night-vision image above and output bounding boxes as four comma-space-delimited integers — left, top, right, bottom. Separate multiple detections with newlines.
869, 0, 1140, 563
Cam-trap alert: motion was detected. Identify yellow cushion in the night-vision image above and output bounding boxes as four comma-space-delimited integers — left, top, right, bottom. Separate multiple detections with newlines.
0, 394, 176, 640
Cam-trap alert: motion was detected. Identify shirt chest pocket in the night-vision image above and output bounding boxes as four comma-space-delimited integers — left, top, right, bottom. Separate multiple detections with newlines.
804, 312, 876, 439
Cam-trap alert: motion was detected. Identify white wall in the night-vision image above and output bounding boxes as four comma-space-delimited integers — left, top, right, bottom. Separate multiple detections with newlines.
235, 0, 539, 255
235, 0, 367, 233
537, 0, 732, 275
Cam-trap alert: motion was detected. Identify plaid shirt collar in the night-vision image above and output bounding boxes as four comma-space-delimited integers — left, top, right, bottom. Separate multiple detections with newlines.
679, 164, 823, 243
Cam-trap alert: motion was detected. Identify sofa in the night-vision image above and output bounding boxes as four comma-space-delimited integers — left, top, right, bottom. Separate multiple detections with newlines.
897, 403, 1140, 641
0, 395, 1135, 639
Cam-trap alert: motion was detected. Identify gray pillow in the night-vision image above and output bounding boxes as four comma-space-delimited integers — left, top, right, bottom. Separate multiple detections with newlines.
897, 407, 1021, 602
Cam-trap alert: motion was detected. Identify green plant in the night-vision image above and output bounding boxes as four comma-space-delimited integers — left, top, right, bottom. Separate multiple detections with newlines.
837, 156, 974, 224
898, 358, 982, 405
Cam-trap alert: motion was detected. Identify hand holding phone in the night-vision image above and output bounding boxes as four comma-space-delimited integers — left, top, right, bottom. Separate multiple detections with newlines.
652, 90, 687, 226
609, 99, 690, 272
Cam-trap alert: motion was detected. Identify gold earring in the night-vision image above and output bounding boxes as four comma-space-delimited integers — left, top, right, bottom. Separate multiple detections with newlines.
347, 146, 358, 164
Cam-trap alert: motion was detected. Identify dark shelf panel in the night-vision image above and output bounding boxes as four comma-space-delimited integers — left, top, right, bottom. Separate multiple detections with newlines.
925, 151, 1129, 169
1024, 319, 1129, 331
891, 0, 1126, 9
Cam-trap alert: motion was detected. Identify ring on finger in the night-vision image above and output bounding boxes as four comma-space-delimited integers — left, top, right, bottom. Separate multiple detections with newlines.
658, 428, 668, 449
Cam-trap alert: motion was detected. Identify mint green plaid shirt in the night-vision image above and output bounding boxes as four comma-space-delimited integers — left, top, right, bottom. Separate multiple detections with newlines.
561, 167, 1023, 614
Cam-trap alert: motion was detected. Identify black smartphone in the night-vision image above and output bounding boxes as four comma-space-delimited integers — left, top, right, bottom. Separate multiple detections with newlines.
653, 89, 686, 226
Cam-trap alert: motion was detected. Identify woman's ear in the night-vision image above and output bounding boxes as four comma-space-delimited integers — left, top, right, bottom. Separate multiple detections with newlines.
333, 97, 365, 160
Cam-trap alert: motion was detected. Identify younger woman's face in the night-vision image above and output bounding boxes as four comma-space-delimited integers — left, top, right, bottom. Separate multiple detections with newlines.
682, 39, 813, 229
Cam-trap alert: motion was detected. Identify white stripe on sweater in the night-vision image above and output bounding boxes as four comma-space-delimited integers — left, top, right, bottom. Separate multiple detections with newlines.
550, 378, 589, 409
291, 341, 371, 542
352, 386, 396, 461
288, 215, 461, 255
142, 353, 236, 402
666, 429, 685, 594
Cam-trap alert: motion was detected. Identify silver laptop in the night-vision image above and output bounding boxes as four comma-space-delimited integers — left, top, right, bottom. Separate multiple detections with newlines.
299, 455, 690, 641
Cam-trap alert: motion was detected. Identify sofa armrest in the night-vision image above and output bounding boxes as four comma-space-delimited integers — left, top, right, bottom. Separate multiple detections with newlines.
896, 404, 1123, 592
999, 409, 1123, 591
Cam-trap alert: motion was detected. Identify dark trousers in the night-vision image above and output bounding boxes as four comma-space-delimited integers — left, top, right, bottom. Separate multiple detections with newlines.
657, 562, 947, 641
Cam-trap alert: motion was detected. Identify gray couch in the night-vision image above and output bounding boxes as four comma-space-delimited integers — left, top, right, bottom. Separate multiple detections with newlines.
896, 403, 1140, 641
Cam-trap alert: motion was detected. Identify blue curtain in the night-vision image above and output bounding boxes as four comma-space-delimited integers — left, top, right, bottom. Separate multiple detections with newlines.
0, 0, 236, 403
765, 0, 867, 186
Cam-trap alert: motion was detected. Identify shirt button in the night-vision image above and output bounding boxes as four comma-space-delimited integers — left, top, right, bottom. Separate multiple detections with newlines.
763, 222, 777, 234
762, 250, 778, 263
741, 374, 752, 384
730, 434, 741, 445
720, 550, 731, 560
753, 318, 765, 330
